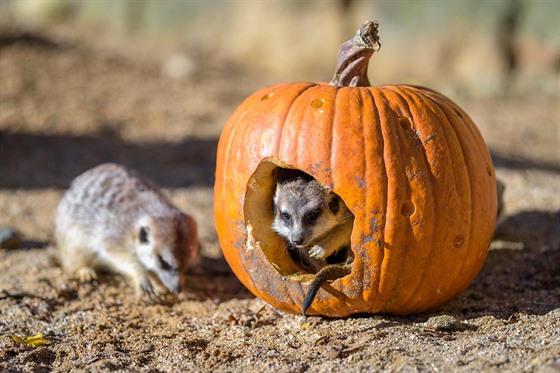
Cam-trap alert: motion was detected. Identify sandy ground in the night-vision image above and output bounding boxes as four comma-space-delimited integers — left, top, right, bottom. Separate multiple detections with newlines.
0, 24, 559, 372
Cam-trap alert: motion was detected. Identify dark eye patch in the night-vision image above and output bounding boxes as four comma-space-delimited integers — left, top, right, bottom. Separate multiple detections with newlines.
139, 227, 150, 244
304, 209, 321, 224
281, 212, 291, 222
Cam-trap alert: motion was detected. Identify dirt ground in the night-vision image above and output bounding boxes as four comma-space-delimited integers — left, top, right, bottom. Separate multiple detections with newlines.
1, 23, 559, 372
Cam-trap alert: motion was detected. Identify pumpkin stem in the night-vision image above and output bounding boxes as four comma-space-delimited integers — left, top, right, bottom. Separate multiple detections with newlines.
329, 20, 381, 87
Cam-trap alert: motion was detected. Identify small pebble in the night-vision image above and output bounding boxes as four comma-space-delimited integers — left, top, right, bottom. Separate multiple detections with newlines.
425, 314, 459, 330
0, 226, 23, 250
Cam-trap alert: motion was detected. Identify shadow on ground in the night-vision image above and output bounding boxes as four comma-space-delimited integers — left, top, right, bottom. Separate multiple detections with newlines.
0, 131, 218, 189
491, 153, 560, 173
449, 209, 560, 318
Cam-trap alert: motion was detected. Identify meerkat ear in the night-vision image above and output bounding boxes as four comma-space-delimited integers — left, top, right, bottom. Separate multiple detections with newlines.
139, 226, 150, 244
328, 194, 340, 214
272, 187, 281, 213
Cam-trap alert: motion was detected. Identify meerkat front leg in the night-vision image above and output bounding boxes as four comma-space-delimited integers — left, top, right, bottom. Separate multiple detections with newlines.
102, 249, 165, 303
307, 223, 354, 261
130, 263, 162, 303
57, 234, 99, 283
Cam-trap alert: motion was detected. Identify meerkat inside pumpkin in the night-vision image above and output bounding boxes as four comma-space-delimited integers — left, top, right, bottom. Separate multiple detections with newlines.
243, 158, 355, 315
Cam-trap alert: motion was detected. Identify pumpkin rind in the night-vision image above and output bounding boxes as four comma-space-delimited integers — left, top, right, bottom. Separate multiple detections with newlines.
214, 23, 496, 317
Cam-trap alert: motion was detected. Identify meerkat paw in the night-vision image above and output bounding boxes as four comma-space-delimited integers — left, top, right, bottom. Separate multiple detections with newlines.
135, 275, 166, 303
308, 245, 327, 260
75, 267, 98, 282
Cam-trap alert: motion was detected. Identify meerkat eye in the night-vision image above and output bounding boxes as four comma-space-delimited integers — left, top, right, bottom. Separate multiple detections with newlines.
158, 255, 172, 271
304, 209, 321, 224
281, 212, 291, 222
139, 227, 150, 244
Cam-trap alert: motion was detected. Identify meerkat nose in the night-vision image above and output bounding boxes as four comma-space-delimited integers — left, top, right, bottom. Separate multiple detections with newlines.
291, 237, 304, 246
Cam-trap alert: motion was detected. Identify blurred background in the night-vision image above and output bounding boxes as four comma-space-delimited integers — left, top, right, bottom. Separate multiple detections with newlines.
2, 0, 558, 96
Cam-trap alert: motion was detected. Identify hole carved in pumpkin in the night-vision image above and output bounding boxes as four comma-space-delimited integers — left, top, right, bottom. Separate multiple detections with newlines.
311, 98, 324, 109
399, 116, 412, 130
485, 163, 492, 177
243, 158, 355, 280
453, 234, 465, 248
261, 93, 274, 101
400, 200, 415, 218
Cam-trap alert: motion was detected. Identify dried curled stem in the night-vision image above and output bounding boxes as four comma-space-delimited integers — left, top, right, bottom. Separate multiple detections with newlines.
329, 20, 381, 87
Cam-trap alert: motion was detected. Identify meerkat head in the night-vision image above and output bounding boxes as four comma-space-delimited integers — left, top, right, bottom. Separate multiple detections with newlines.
272, 170, 349, 249
135, 215, 184, 294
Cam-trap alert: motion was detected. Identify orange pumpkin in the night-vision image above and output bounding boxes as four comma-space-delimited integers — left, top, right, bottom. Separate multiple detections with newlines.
214, 21, 497, 317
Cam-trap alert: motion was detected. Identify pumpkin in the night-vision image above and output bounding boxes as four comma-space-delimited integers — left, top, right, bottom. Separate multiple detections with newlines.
214, 21, 497, 317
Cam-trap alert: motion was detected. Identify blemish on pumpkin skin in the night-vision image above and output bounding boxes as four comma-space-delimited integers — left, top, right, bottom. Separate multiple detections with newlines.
370, 218, 379, 232
423, 134, 437, 144
233, 220, 247, 250
306, 163, 332, 182
354, 176, 366, 189
234, 239, 243, 250
485, 163, 492, 177
361, 235, 374, 244
246, 224, 254, 250
360, 218, 380, 245
406, 170, 425, 181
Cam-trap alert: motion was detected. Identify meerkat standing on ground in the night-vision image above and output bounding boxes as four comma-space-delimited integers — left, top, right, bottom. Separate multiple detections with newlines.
55, 163, 199, 302
272, 168, 354, 315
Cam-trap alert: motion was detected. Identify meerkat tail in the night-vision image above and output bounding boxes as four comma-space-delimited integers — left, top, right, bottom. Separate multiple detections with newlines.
301, 264, 351, 316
